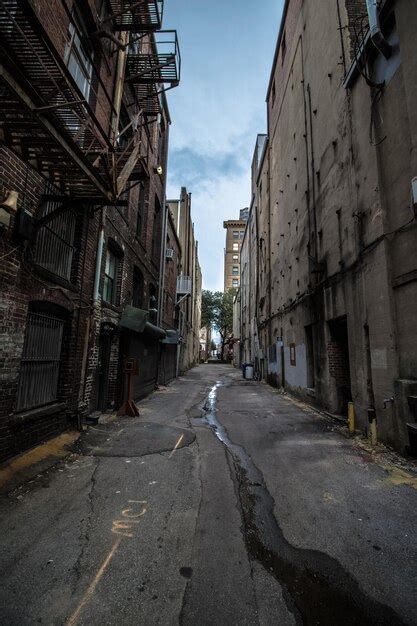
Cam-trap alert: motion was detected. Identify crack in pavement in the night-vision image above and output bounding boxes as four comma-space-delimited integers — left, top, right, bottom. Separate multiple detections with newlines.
200, 379, 406, 626
71, 457, 100, 590
178, 437, 203, 626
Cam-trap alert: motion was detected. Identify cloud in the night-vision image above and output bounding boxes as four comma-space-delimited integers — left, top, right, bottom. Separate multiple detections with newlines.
162, 0, 284, 291
167, 146, 245, 192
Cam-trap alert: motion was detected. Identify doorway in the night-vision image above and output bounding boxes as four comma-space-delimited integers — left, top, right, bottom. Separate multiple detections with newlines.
327, 316, 352, 415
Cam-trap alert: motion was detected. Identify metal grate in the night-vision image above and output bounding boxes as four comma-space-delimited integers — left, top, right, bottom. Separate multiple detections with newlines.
108, 0, 163, 31
34, 194, 76, 281
126, 30, 180, 84
16, 312, 64, 411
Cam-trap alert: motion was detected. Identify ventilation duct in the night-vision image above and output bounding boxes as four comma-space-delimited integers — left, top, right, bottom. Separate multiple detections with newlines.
366, 0, 392, 59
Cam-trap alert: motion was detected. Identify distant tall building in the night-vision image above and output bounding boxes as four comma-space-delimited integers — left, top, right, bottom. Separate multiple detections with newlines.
240, 207, 249, 221
223, 210, 247, 291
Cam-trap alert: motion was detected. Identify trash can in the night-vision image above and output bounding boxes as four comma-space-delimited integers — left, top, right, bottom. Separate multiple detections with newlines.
245, 365, 254, 380
242, 363, 249, 378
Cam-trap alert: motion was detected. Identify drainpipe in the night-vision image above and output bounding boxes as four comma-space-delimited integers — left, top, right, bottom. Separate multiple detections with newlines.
93, 207, 106, 301
92, 29, 128, 303
157, 194, 168, 327
366, 0, 392, 60
267, 142, 272, 373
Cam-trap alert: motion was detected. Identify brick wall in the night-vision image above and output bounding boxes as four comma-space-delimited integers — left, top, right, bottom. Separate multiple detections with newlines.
327, 341, 351, 386
0, 147, 99, 461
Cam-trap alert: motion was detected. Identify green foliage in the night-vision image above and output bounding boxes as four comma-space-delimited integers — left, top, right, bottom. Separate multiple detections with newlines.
202, 288, 236, 356
201, 289, 219, 328
215, 288, 235, 343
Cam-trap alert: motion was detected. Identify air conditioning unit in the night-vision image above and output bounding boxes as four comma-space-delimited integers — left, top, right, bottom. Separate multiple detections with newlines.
166, 248, 174, 259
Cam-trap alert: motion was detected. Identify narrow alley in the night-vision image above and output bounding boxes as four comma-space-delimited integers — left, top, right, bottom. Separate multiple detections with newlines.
1, 364, 416, 626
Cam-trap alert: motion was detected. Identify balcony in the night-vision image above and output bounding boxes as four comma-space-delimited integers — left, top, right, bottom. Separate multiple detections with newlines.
177, 276, 191, 297
0, 0, 146, 202
126, 30, 180, 114
108, 0, 163, 32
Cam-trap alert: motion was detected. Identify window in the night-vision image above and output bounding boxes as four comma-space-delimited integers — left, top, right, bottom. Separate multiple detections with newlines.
232, 266, 239, 276
239, 231, 244, 239
65, 15, 93, 100
233, 230, 239, 239
233, 254, 239, 262
232, 279, 239, 287
34, 194, 76, 281
16, 307, 65, 411
233, 243, 239, 251
103, 248, 118, 304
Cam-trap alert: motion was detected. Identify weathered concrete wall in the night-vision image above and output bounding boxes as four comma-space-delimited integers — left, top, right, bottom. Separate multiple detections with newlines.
243, 0, 417, 451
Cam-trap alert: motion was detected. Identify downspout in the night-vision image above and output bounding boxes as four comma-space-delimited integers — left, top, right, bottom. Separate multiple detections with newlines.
366, 0, 392, 60
267, 142, 272, 372
93, 208, 106, 301
157, 191, 168, 328
92, 31, 128, 303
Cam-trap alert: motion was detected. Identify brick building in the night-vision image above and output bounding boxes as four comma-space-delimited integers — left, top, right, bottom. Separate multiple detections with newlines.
0, 0, 181, 460
167, 187, 202, 373
223, 209, 247, 291
237, 0, 417, 452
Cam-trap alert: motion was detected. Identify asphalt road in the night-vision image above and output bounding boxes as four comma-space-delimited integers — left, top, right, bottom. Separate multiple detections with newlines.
1, 364, 416, 625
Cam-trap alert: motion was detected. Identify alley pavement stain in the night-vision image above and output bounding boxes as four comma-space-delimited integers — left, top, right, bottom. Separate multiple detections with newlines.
201, 380, 406, 626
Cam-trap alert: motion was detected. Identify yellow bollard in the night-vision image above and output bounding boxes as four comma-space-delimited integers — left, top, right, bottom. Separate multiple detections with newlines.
347, 402, 355, 433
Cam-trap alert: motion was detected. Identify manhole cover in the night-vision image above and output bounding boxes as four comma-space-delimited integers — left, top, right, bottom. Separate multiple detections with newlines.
76, 422, 195, 457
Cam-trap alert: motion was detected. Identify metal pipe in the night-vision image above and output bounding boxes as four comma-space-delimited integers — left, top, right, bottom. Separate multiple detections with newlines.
157, 196, 169, 327
93, 207, 106, 301
365, 0, 392, 60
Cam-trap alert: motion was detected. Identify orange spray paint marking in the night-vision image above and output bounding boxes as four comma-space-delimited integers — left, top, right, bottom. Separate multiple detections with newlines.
66, 536, 122, 626
169, 434, 184, 459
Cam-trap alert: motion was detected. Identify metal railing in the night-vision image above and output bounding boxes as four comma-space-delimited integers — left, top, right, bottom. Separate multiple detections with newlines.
34, 195, 76, 281
16, 312, 64, 411
108, 0, 163, 31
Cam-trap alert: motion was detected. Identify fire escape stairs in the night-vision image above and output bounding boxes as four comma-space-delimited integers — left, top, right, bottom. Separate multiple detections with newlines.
0, 0, 180, 205
107, 0, 163, 32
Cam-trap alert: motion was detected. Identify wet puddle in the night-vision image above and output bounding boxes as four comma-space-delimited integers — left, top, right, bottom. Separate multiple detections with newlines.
201, 381, 405, 626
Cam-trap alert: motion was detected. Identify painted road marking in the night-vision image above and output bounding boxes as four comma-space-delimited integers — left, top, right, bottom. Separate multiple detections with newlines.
66, 499, 147, 625
169, 434, 185, 459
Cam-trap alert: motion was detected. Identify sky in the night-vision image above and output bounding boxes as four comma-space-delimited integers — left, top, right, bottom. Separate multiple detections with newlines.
163, 0, 284, 291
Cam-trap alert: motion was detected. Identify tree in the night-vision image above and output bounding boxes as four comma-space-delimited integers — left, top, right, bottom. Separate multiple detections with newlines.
214, 288, 236, 360
201, 289, 236, 359
201, 290, 217, 329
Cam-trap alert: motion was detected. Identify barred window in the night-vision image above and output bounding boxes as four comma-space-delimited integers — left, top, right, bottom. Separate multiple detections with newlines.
34, 196, 76, 281
16, 311, 64, 411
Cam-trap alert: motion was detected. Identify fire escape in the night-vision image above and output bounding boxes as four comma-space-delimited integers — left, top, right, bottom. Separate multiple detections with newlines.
0, 0, 180, 204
